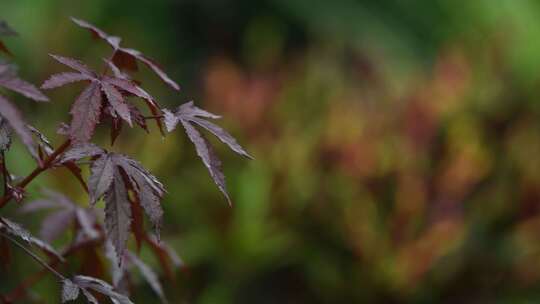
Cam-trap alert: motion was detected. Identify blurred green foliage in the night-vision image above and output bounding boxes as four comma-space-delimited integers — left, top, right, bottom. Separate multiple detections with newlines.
3, 0, 540, 302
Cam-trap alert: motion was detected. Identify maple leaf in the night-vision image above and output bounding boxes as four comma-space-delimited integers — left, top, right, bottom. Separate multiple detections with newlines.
0, 61, 49, 163
104, 168, 132, 264
0, 95, 41, 163
61, 279, 80, 302
60, 146, 166, 261
0, 63, 49, 102
127, 102, 148, 131
105, 59, 163, 137
69, 82, 103, 143
71, 17, 180, 91
59, 142, 104, 164
127, 251, 168, 303
88, 153, 115, 205
0, 116, 12, 152
144, 233, 183, 281
40, 209, 75, 242
19, 190, 99, 241
114, 155, 165, 232
129, 197, 145, 252
163, 101, 252, 204
63, 275, 134, 304
42, 54, 157, 143
75, 208, 100, 240
89, 153, 165, 249
104, 240, 127, 290
0, 217, 64, 261
41, 72, 92, 90
55, 143, 104, 193
0, 63, 48, 163
103, 240, 169, 303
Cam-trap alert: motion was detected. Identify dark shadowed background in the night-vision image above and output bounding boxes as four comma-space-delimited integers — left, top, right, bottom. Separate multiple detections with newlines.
2, 0, 540, 303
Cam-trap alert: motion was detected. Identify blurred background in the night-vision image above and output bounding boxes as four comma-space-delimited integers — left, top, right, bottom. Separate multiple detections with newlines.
2, 0, 540, 302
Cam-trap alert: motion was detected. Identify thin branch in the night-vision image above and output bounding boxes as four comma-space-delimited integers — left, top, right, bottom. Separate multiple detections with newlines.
0, 232, 65, 281
4, 236, 104, 303
0, 139, 71, 208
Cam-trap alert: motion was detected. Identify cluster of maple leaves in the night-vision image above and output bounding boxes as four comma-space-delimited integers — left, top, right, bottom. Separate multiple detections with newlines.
0, 18, 250, 303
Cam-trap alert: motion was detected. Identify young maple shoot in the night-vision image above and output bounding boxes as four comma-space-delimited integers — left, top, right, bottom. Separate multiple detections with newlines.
0, 17, 250, 304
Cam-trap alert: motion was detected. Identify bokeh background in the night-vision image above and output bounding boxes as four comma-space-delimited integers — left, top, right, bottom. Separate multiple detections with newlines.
2, 0, 540, 303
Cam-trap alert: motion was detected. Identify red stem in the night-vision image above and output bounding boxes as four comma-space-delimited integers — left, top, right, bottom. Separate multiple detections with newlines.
0, 139, 71, 208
